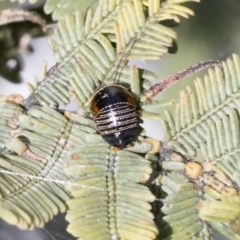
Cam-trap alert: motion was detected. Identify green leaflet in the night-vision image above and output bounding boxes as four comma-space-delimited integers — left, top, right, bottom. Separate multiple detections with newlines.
0, 103, 71, 229
44, 0, 98, 20
200, 195, 240, 223
27, 0, 197, 108
63, 112, 159, 239
157, 138, 240, 240
64, 146, 158, 240
31, 60, 156, 107
158, 175, 207, 239
156, 149, 213, 240
3, 0, 240, 239
0, 102, 22, 149
0, 101, 160, 239
197, 106, 240, 189
158, 54, 240, 158
199, 196, 240, 239
161, 54, 240, 229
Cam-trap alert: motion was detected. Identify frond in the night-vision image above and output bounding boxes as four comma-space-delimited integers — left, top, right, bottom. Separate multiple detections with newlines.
44, 0, 98, 20
4, 1, 240, 239
0, 100, 23, 150
156, 149, 213, 239
199, 195, 240, 239
0, 98, 159, 239
198, 106, 240, 189
0, 101, 71, 229
64, 142, 158, 240
27, 0, 197, 108
159, 54, 240, 157
157, 147, 240, 239
113, 0, 195, 60
28, 60, 157, 107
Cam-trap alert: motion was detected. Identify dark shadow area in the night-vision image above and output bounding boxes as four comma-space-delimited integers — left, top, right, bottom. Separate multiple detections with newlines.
0, 213, 75, 240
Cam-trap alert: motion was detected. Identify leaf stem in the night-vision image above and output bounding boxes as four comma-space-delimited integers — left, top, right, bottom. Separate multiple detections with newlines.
143, 60, 221, 100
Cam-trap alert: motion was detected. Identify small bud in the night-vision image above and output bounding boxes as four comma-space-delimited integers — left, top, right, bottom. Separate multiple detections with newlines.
6, 137, 27, 155
221, 187, 237, 196
145, 138, 161, 154
185, 162, 202, 178
170, 152, 183, 161
7, 94, 24, 105
230, 214, 240, 234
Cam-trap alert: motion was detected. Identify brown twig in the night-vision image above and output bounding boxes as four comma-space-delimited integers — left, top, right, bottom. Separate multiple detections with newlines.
143, 60, 221, 100
0, 9, 47, 32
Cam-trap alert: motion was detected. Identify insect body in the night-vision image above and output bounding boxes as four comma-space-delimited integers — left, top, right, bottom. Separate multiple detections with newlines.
90, 84, 139, 148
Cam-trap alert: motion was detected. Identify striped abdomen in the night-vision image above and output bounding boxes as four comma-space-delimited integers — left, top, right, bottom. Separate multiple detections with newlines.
90, 85, 139, 148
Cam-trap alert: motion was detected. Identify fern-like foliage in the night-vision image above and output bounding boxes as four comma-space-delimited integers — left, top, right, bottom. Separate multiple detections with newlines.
0, 98, 159, 240
64, 141, 158, 240
202, 106, 240, 186
44, 0, 98, 20
0, 102, 71, 229
199, 195, 240, 239
159, 54, 240, 158
157, 172, 211, 239
156, 147, 240, 239
26, 0, 196, 108
2, 0, 240, 240
156, 54, 240, 239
